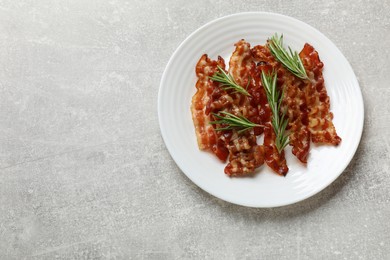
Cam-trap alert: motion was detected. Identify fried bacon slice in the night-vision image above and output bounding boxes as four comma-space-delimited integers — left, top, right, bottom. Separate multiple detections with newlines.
229, 39, 253, 87
299, 44, 341, 145
228, 40, 261, 128
252, 45, 310, 169
252, 44, 311, 163
283, 74, 311, 163
191, 54, 228, 161
222, 40, 266, 176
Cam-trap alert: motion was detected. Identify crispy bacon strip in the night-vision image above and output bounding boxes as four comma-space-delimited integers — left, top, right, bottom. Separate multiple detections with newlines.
251, 45, 290, 172
299, 44, 341, 145
227, 40, 256, 121
229, 39, 253, 87
222, 40, 265, 176
191, 54, 228, 161
252, 44, 311, 163
283, 74, 311, 163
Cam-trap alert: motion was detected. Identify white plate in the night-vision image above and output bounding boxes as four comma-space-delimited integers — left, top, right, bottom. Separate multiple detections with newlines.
158, 12, 364, 208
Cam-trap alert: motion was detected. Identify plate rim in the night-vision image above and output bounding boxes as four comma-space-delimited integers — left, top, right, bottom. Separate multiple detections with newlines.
158, 11, 364, 208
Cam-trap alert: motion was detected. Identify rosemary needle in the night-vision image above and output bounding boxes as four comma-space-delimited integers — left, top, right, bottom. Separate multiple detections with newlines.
268, 34, 308, 80
261, 70, 290, 153
210, 66, 251, 96
210, 111, 260, 134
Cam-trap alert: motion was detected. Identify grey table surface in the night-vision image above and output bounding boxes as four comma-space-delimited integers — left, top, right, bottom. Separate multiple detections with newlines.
0, 0, 389, 259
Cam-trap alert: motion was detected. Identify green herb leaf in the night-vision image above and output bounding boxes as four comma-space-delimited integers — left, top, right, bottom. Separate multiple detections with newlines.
261, 70, 290, 153
268, 34, 308, 80
210, 111, 260, 134
210, 66, 251, 96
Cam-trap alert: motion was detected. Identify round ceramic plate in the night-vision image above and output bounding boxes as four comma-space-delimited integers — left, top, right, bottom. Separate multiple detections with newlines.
158, 12, 364, 207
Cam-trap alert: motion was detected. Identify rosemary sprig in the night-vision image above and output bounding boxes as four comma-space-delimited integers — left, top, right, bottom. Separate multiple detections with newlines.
210, 111, 260, 134
268, 34, 308, 80
210, 66, 250, 96
261, 70, 289, 153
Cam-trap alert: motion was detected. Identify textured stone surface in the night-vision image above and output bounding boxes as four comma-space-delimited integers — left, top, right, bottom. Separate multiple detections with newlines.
0, 0, 389, 259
